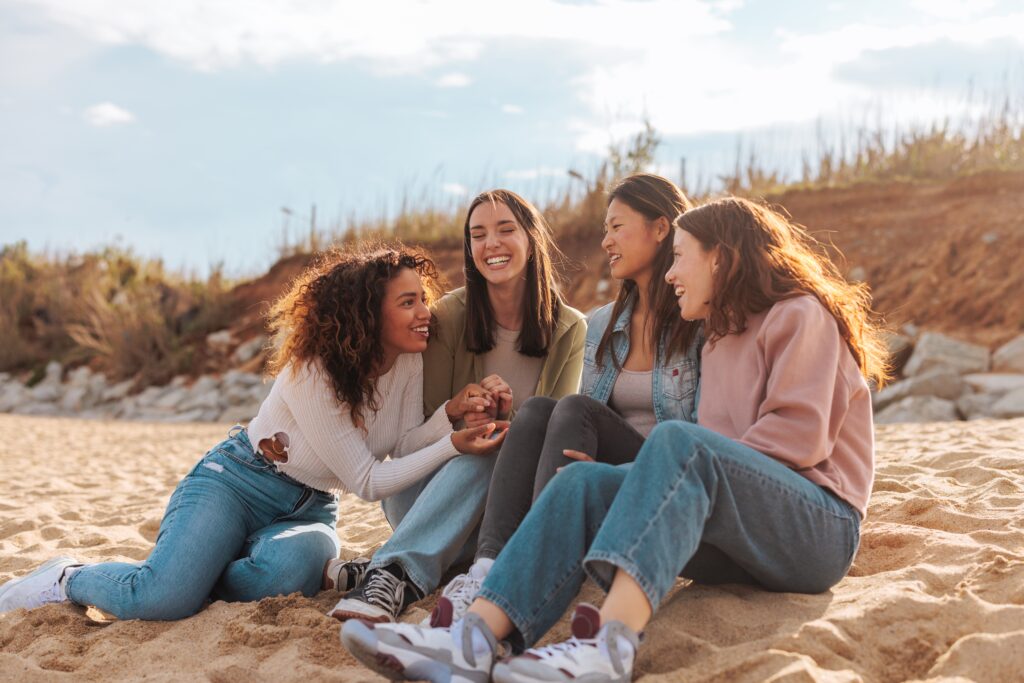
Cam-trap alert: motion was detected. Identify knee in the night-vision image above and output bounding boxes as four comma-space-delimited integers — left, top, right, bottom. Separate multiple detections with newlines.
548, 393, 594, 426
516, 396, 557, 425
638, 421, 704, 467
550, 462, 624, 501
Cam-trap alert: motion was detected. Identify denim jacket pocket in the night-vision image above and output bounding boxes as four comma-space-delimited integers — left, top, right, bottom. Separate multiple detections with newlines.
580, 340, 600, 397
661, 359, 698, 402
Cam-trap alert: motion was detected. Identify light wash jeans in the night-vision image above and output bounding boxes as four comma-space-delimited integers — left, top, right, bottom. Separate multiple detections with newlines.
477, 420, 862, 650
369, 453, 496, 594
66, 428, 340, 621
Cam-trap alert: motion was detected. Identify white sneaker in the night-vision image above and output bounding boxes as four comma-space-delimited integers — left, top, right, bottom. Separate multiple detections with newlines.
322, 556, 371, 592
340, 612, 498, 683
424, 560, 489, 627
0, 557, 80, 614
492, 616, 640, 683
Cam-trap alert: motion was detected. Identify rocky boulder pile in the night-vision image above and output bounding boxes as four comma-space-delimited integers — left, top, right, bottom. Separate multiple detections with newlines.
0, 364, 271, 424
874, 331, 1024, 424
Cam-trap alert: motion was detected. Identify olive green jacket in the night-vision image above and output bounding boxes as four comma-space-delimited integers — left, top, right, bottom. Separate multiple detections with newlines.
422, 287, 587, 418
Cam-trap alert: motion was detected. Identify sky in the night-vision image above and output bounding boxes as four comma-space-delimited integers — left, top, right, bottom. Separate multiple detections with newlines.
1, 0, 1022, 276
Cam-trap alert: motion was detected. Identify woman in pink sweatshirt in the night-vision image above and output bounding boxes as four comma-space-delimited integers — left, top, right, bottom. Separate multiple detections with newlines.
340, 197, 889, 683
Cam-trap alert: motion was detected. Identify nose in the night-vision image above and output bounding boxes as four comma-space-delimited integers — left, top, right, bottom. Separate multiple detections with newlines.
415, 301, 430, 319
600, 231, 613, 251
665, 268, 676, 285
485, 230, 501, 249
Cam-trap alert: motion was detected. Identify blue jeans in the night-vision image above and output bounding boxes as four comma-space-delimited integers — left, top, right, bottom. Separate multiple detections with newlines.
66, 428, 340, 621
477, 420, 861, 650
370, 453, 496, 594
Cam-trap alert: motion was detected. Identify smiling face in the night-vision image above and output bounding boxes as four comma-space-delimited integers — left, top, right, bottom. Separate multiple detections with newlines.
467, 200, 532, 288
665, 228, 719, 320
602, 198, 668, 285
378, 267, 432, 364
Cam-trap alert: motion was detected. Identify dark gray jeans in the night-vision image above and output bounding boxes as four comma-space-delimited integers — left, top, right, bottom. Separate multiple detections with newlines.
475, 394, 646, 561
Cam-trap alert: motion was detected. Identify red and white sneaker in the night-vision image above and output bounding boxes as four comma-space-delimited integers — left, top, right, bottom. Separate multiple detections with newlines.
492, 603, 640, 683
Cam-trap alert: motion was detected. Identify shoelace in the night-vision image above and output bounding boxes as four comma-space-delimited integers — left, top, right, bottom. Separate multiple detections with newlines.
529, 637, 599, 664
439, 572, 482, 614
361, 570, 404, 615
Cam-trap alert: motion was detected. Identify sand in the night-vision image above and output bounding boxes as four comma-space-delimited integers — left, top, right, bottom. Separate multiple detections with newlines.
1, 414, 1022, 682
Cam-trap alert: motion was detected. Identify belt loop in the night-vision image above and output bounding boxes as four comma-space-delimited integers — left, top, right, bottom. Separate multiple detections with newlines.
228, 424, 244, 438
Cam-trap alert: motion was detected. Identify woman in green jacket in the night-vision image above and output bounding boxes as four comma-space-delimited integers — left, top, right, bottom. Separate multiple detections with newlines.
327, 189, 587, 622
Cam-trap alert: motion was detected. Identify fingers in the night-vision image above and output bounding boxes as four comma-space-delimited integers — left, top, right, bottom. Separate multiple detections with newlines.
562, 449, 595, 462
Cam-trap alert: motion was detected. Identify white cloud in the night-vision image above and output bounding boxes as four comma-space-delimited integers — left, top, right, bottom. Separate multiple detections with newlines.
83, 101, 135, 126
910, 0, 997, 20
442, 182, 468, 196
501, 104, 524, 115
436, 72, 471, 88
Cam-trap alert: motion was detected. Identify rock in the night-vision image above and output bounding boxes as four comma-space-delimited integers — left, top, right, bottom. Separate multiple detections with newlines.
179, 389, 223, 412
249, 381, 273, 404
957, 393, 999, 420
12, 402, 60, 416
102, 380, 134, 403
29, 382, 61, 403
220, 402, 262, 424
224, 370, 261, 388
992, 334, 1024, 373
60, 385, 92, 412
903, 332, 989, 377
42, 361, 62, 385
872, 368, 964, 412
232, 335, 266, 364
848, 266, 867, 282
595, 279, 610, 296
875, 396, 959, 424
901, 323, 920, 338
134, 386, 166, 408
170, 375, 189, 388
989, 387, 1024, 419
153, 387, 189, 411
882, 332, 914, 376
981, 232, 998, 245
67, 366, 92, 387
962, 373, 1024, 396
0, 383, 28, 413
206, 329, 234, 353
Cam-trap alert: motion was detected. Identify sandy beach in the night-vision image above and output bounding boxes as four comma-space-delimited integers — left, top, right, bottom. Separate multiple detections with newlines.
1, 413, 1022, 682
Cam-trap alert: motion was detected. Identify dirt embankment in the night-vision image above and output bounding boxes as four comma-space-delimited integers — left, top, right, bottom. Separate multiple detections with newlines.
227, 171, 1024, 351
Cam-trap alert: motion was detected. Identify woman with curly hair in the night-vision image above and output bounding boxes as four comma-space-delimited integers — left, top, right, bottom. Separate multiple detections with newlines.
0, 245, 506, 621
341, 198, 889, 683
327, 190, 588, 623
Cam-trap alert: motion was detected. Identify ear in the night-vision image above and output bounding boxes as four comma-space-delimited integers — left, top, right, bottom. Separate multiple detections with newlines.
711, 245, 722, 273
653, 216, 671, 243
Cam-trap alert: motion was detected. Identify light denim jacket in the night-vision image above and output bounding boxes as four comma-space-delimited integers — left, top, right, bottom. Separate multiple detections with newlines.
582, 294, 702, 423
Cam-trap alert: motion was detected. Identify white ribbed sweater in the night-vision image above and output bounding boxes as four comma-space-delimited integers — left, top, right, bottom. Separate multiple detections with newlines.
247, 353, 458, 500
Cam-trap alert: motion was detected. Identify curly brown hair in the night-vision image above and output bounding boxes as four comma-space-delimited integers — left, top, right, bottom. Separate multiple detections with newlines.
675, 197, 890, 386
266, 243, 443, 426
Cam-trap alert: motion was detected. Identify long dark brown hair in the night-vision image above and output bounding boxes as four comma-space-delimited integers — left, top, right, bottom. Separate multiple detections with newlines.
596, 173, 700, 368
266, 243, 443, 426
675, 197, 889, 385
463, 189, 563, 357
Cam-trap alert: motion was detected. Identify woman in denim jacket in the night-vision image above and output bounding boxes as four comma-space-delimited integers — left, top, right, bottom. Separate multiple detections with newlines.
420, 173, 703, 630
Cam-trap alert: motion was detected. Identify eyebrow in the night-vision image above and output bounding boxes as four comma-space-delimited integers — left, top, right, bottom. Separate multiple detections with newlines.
395, 291, 419, 300
469, 219, 516, 230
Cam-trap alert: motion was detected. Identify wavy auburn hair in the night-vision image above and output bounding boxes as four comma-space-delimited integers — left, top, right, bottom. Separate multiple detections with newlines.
463, 189, 563, 357
266, 243, 443, 426
674, 197, 889, 386
596, 173, 699, 369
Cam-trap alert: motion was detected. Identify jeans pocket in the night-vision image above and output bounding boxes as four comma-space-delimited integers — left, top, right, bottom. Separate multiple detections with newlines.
212, 443, 272, 473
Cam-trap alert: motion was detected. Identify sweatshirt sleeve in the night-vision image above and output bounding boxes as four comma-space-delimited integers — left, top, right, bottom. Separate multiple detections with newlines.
280, 361, 458, 502
421, 297, 459, 419
393, 354, 459, 458
545, 316, 587, 399
738, 297, 852, 470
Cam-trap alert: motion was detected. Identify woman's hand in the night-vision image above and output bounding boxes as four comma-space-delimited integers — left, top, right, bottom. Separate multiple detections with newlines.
479, 374, 513, 419
451, 421, 511, 455
446, 383, 494, 424
557, 449, 595, 473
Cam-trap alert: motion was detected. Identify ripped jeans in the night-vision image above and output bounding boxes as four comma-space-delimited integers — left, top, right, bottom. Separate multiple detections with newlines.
66, 428, 339, 621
